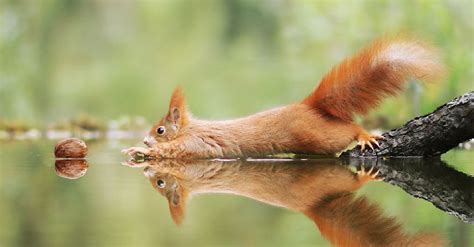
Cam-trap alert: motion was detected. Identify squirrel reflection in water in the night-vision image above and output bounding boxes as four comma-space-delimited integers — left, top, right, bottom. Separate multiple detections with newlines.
126, 159, 445, 247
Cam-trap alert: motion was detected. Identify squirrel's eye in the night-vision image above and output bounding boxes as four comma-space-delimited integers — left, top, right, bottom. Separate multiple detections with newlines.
157, 179, 166, 188
156, 126, 166, 135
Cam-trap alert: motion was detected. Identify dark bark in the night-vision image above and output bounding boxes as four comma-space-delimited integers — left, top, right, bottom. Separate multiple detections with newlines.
342, 91, 474, 157
338, 92, 474, 223
342, 157, 474, 224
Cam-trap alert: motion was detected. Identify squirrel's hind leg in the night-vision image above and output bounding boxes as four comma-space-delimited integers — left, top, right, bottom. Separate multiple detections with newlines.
356, 165, 382, 182
353, 125, 385, 151
351, 165, 383, 191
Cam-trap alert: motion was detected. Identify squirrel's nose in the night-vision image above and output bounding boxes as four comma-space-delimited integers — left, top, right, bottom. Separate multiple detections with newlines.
143, 137, 151, 147
143, 136, 156, 147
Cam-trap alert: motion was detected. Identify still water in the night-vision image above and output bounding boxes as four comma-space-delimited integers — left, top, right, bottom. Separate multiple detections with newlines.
1, 140, 473, 247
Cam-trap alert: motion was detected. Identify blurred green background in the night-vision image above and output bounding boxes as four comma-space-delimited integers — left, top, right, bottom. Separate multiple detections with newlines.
0, 0, 473, 128
0, 1, 473, 246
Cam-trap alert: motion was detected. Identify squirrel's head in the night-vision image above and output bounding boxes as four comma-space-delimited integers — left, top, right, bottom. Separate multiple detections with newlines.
144, 165, 188, 225
144, 86, 189, 147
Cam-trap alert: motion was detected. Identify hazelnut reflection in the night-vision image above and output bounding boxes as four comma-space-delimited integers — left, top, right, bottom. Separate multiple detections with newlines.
55, 159, 89, 179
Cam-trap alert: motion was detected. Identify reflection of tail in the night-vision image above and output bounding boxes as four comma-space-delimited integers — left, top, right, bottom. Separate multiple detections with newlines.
304, 193, 446, 247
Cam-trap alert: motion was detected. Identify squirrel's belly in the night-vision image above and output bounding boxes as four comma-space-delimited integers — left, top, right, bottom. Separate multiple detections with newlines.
289, 123, 357, 155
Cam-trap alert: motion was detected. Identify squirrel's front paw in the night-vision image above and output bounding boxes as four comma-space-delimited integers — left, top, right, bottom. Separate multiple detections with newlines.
121, 147, 152, 157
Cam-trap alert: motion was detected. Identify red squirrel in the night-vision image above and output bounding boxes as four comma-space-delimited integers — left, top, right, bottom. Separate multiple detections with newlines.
133, 159, 446, 247
123, 38, 444, 159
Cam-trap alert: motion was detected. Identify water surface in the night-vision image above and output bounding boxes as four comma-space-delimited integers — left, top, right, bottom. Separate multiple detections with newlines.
1, 140, 473, 247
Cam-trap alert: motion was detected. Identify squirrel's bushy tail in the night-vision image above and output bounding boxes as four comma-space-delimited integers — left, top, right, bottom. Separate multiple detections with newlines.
303, 38, 445, 121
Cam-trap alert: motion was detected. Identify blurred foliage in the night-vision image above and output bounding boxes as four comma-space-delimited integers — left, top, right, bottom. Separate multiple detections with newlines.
44, 112, 105, 131
69, 112, 105, 131
0, 0, 472, 129
0, 118, 32, 132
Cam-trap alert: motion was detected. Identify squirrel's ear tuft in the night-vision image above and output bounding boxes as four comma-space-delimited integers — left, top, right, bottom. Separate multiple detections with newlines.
169, 86, 185, 110
168, 86, 188, 127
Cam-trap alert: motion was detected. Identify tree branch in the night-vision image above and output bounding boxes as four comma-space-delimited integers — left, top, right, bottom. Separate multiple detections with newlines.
339, 91, 474, 223
342, 91, 474, 157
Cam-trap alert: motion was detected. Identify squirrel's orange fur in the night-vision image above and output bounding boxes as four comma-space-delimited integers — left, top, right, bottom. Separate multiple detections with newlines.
304, 38, 444, 121
306, 194, 445, 247
124, 38, 444, 159
139, 159, 446, 247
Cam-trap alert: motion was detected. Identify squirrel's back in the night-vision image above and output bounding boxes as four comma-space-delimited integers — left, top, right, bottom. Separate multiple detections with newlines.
303, 38, 445, 121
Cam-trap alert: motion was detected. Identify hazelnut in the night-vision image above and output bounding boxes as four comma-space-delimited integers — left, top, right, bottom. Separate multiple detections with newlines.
54, 138, 88, 158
